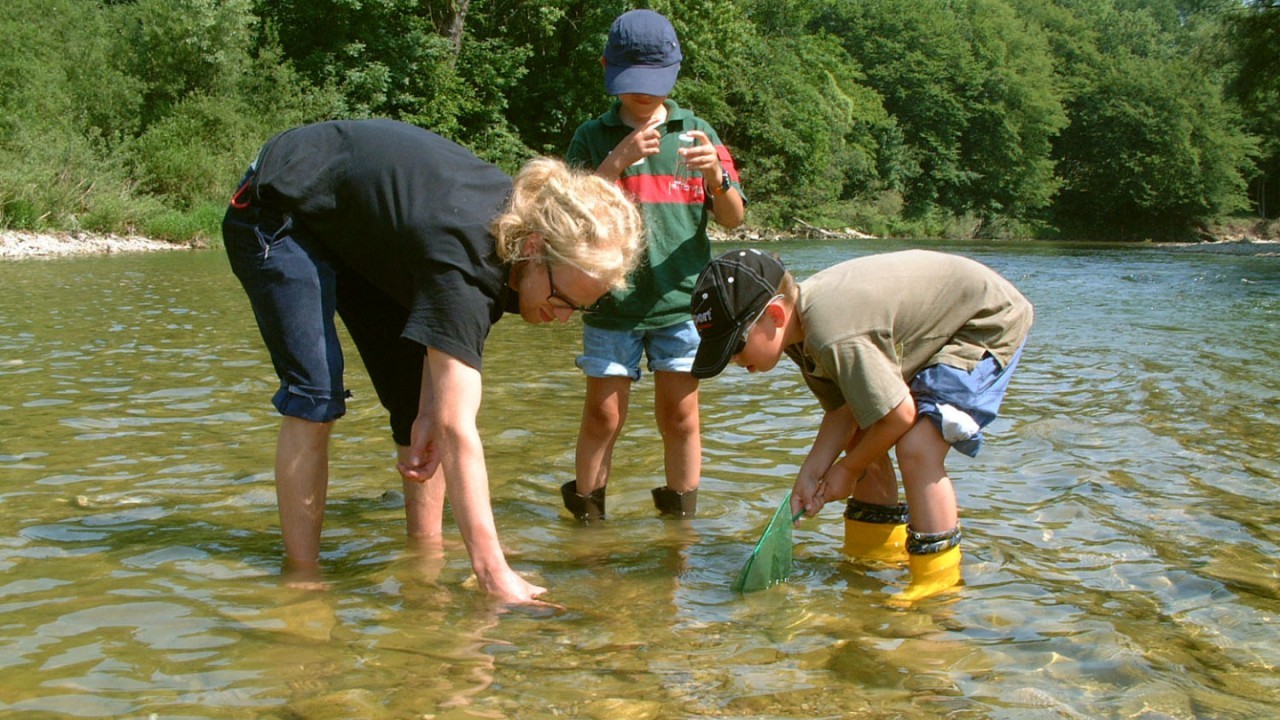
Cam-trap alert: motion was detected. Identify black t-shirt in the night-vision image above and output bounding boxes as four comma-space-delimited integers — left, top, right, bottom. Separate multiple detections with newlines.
252, 119, 515, 370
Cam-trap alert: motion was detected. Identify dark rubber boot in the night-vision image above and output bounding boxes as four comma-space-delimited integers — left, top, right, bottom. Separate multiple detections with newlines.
560, 480, 606, 521
651, 486, 698, 518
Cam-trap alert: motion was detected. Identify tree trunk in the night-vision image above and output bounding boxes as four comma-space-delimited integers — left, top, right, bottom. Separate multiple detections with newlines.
443, 0, 470, 58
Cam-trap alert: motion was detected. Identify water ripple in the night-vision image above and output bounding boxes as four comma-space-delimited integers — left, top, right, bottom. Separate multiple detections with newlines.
0, 245, 1276, 717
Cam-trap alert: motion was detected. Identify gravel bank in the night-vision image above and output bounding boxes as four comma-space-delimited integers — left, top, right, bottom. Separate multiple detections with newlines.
3, 226, 1275, 259
0, 231, 197, 259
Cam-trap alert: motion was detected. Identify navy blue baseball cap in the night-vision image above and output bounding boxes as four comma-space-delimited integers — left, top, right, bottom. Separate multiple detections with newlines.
603, 10, 682, 97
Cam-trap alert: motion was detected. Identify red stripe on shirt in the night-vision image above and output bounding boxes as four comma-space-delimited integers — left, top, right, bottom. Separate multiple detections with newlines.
620, 174, 707, 204
618, 147, 739, 205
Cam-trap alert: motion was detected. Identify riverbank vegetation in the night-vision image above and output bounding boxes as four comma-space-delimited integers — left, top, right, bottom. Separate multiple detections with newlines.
1, 0, 1276, 243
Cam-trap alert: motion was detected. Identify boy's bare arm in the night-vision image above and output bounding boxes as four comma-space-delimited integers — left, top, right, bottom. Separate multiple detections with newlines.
811, 397, 917, 513
684, 130, 745, 228
708, 175, 745, 228
596, 119, 664, 180
793, 406, 857, 516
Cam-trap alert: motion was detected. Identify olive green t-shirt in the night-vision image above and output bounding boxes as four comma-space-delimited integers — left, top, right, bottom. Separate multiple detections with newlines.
784, 250, 1033, 428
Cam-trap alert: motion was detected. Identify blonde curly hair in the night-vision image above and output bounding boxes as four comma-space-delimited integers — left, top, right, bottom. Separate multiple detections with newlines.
492, 157, 645, 291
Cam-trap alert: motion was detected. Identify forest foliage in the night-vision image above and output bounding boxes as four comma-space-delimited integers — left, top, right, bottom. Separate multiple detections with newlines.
0, 0, 1276, 241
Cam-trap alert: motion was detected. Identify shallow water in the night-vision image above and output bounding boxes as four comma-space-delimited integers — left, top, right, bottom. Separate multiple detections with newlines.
0, 240, 1276, 719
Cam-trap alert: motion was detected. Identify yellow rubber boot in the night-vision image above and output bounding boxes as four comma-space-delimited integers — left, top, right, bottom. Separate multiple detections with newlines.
843, 519, 909, 564
842, 499, 909, 564
890, 545, 962, 606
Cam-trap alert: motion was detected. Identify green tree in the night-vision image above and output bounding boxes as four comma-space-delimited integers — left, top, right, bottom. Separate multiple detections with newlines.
111, 0, 258, 129
459, 0, 631, 166
501, 0, 633, 156
0, 0, 1266, 241
817, 0, 1065, 231
254, 0, 535, 164
714, 33, 892, 227
1221, 0, 1280, 216
113, 0, 334, 209
0, 0, 141, 230
0, 0, 335, 234
1052, 54, 1253, 238
1028, 0, 1255, 237
957, 0, 1066, 228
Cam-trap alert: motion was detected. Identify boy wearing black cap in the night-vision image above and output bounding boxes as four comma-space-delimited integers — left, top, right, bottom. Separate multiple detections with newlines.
691, 248, 1033, 603
561, 9, 746, 521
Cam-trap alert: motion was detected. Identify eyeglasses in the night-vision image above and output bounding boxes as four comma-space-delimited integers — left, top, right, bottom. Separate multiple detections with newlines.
734, 294, 784, 355
544, 261, 597, 314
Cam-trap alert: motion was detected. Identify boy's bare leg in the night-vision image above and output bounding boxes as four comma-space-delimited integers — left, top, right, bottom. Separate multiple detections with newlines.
890, 418, 963, 604
275, 416, 334, 568
840, 445, 908, 563
653, 371, 700, 493
575, 376, 631, 494
895, 420, 957, 533
399, 444, 446, 541
850, 428, 900, 506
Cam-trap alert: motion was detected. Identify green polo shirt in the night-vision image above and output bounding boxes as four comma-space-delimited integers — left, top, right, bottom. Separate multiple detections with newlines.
567, 100, 744, 330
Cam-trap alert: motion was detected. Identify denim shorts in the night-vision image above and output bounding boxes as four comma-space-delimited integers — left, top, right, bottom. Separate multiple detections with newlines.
575, 320, 701, 380
909, 344, 1024, 457
222, 184, 423, 445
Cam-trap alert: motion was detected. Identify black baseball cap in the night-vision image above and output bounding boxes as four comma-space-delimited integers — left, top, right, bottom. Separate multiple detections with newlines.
603, 10, 682, 97
690, 249, 787, 379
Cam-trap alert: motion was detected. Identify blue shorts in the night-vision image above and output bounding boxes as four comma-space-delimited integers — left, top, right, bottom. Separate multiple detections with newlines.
575, 320, 700, 381
222, 179, 423, 445
909, 344, 1024, 458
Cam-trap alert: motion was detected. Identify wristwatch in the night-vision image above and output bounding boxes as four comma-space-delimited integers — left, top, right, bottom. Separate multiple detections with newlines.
708, 171, 731, 197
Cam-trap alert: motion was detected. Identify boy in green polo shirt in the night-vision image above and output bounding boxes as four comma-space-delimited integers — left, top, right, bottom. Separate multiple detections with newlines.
691, 248, 1033, 603
560, 9, 746, 521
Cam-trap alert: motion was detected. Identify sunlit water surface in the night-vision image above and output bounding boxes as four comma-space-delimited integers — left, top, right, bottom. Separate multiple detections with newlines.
1, 239, 1276, 719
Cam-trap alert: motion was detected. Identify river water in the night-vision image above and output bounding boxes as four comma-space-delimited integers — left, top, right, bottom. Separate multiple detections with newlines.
0, 239, 1276, 719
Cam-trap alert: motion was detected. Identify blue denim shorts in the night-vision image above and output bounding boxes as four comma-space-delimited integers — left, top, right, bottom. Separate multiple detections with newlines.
222, 183, 423, 445
575, 320, 700, 380
909, 344, 1024, 457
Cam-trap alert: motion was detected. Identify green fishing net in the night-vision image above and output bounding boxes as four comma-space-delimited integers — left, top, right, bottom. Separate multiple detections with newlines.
732, 490, 805, 593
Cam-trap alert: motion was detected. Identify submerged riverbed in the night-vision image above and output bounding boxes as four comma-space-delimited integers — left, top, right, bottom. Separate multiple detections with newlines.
0, 238, 1276, 718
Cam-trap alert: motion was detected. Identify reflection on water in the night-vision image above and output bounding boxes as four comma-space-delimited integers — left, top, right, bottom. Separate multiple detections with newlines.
0, 241, 1277, 718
